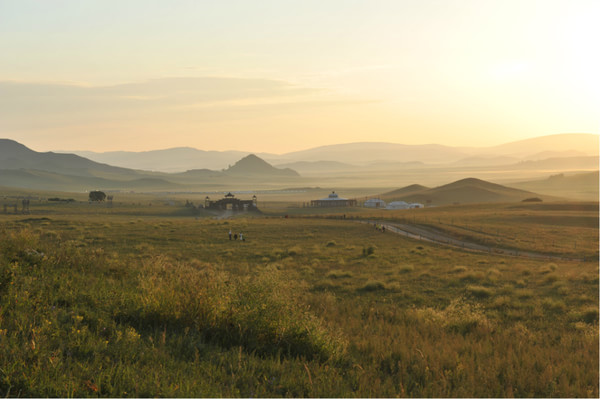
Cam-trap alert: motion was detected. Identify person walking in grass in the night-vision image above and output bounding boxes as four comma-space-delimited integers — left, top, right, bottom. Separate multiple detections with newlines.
239, 232, 244, 241
228, 229, 232, 240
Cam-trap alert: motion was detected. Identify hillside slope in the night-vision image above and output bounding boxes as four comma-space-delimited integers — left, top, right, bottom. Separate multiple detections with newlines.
0, 138, 139, 178
225, 154, 299, 177
508, 171, 599, 201
382, 178, 544, 206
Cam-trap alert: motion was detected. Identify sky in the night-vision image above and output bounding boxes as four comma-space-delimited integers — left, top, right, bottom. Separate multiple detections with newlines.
1, 0, 598, 154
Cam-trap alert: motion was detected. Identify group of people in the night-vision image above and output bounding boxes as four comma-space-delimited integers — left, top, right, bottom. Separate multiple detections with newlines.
228, 229, 245, 241
375, 223, 386, 232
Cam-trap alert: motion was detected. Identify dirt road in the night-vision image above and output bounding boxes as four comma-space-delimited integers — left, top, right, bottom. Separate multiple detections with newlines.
361, 220, 586, 262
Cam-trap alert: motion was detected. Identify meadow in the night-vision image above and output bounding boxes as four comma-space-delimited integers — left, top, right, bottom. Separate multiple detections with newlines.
0, 197, 598, 397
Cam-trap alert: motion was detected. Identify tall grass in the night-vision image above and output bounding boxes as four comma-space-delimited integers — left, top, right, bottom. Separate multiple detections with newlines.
0, 211, 598, 397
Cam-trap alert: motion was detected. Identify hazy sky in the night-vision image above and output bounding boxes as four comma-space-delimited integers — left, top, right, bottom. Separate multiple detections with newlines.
1, 0, 598, 153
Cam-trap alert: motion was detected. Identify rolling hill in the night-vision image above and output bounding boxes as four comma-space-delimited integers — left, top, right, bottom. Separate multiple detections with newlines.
58, 133, 599, 174
381, 178, 544, 206
383, 184, 430, 198
508, 171, 599, 201
71, 147, 256, 172
0, 140, 301, 191
0, 169, 182, 191
0, 138, 139, 178
483, 133, 599, 158
224, 154, 299, 177
275, 142, 469, 165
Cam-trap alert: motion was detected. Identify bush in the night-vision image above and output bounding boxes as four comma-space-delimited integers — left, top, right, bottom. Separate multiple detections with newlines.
136, 259, 347, 361
466, 285, 494, 299
398, 264, 414, 273
362, 246, 375, 256
326, 270, 353, 279
359, 280, 386, 292
581, 307, 599, 324
0, 261, 14, 298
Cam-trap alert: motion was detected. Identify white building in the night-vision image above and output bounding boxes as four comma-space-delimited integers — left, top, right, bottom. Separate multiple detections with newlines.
364, 198, 386, 208
386, 201, 424, 210
386, 201, 409, 210
311, 191, 357, 207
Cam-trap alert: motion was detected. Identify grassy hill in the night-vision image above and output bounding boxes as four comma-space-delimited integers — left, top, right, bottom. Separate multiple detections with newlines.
382, 184, 430, 198
225, 154, 299, 177
382, 178, 543, 205
1, 141, 301, 191
509, 171, 599, 201
0, 169, 183, 191
0, 139, 139, 178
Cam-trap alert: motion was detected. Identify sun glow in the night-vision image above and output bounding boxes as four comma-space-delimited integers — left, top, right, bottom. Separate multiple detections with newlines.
0, 0, 597, 152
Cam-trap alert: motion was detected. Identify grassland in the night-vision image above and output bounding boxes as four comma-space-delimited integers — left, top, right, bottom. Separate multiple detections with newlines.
0, 198, 598, 397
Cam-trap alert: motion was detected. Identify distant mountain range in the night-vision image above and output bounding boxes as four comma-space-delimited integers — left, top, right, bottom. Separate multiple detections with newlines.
71, 147, 254, 172
59, 133, 598, 173
0, 139, 300, 191
1, 134, 598, 202
509, 171, 599, 201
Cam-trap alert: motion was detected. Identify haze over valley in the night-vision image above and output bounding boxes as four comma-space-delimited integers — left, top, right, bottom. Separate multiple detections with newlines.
1, 133, 598, 202
1, 2, 599, 396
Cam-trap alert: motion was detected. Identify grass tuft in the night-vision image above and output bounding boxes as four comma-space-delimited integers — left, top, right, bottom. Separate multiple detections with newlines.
398, 264, 415, 273
326, 270, 354, 279
466, 285, 494, 299
359, 280, 387, 292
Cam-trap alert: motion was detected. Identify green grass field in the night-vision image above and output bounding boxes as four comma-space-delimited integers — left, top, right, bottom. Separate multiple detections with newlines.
0, 198, 598, 397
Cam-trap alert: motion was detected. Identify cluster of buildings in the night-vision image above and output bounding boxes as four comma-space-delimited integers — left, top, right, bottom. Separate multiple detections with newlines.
363, 198, 423, 209
204, 192, 258, 211
203, 191, 423, 212
309, 191, 423, 209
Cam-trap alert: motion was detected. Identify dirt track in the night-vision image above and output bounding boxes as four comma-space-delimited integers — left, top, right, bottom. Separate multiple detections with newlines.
361, 220, 586, 262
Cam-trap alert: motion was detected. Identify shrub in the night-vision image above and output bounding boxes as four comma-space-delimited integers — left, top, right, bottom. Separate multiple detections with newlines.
136, 258, 346, 361
415, 298, 492, 336
287, 245, 303, 256
325, 241, 337, 247
516, 289, 534, 300
466, 285, 494, 299
326, 270, 353, 279
398, 264, 414, 273
362, 246, 375, 256
450, 266, 467, 273
491, 295, 512, 310
210, 272, 346, 360
581, 307, 599, 324
541, 298, 567, 313
359, 280, 386, 292
486, 268, 501, 281
0, 261, 14, 298
460, 271, 485, 282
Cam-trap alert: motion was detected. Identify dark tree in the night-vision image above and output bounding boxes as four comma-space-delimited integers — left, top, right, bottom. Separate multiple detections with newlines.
89, 191, 107, 202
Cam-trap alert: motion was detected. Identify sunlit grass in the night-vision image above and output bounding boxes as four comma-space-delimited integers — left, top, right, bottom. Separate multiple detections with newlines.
0, 200, 598, 397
